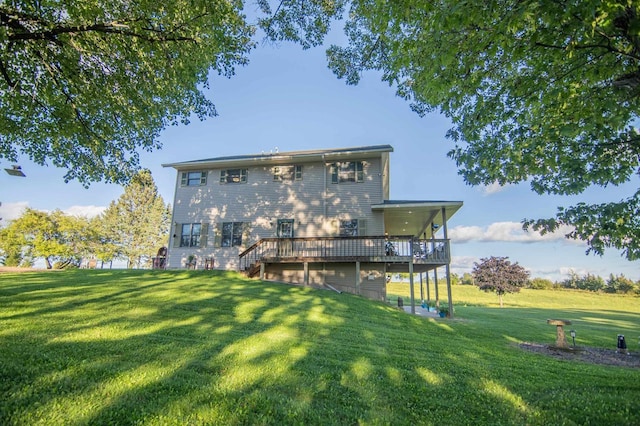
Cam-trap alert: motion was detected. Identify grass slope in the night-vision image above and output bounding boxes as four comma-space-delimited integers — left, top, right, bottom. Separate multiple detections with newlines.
0, 270, 638, 425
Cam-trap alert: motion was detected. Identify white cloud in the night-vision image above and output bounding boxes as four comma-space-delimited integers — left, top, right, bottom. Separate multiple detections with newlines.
450, 256, 479, 275
480, 182, 511, 195
64, 205, 105, 218
0, 202, 105, 224
0, 201, 29, 222
449, 221, 575, 243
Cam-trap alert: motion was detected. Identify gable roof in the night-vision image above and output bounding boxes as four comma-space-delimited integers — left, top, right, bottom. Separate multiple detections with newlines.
162, 145, 394, 169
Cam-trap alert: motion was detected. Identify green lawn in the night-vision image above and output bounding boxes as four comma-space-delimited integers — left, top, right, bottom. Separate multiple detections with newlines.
1, 270, 639, 425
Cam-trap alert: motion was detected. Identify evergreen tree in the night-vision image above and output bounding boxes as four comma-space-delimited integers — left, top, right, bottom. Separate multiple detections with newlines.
99, 170, 170, 268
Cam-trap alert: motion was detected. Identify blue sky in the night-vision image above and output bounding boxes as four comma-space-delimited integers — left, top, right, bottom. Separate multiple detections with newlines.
1, 35, 638, 282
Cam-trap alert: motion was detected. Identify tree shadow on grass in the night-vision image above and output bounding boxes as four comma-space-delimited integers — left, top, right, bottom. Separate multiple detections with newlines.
1, 271, 640, 425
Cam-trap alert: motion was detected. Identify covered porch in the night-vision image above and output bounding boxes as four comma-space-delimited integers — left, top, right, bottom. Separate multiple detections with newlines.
371, 200, 463, 317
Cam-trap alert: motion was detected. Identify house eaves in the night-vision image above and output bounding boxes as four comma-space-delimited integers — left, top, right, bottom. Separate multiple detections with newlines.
162, 145, 394, 170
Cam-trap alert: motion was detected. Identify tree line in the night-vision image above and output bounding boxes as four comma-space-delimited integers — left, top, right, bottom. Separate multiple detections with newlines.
455, 256, 640, 300
0, 170, 170, 269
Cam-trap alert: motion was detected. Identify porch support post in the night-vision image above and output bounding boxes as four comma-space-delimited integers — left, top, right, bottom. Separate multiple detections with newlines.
445, 264, 454, 319
260, 262, 265, 280
442, 206, 454, 318
304, 262, 309, 286
426, 270, 431, 302
355, 261, 361, 295
434, 267, 440, 309
419, 272, 424, 301
409, 260, 415, 314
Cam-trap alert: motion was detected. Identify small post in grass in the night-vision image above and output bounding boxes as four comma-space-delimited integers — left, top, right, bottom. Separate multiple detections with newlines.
570, 330, 576, 347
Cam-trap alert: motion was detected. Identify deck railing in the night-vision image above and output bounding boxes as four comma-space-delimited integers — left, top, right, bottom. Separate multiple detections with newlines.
238, 236, 450, 271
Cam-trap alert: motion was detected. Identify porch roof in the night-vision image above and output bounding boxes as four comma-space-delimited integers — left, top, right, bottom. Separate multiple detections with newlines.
371, 200, 463, 237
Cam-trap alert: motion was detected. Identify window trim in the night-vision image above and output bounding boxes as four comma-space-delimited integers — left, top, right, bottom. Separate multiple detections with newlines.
221, 222, 244, 247
180, 223, 202, 247
180, 171, 207, 187
273, 165, 303, 181
331, 161, 364, 183
220, 168, 248, 184
277, 219, 295, 238
339, 219, 359, 237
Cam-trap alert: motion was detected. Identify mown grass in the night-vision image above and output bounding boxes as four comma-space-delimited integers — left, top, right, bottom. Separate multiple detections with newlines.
1, 270, 639, 425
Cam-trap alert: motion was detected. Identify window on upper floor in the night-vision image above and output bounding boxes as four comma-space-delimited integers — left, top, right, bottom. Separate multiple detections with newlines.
273, 165, 303, 181
338, 219, 367, 237
331, 161, 364, 183
220, 168, 248, 184
180, 171, 207, 186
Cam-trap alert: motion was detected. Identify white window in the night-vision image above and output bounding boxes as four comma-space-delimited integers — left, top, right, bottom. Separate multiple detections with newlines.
331, 161, 364, 183
337, 219, 366, 237
273, 165, 303, 181
339, 219, 359, 237
220, 169, 247, 184
180, 223, 201, 247
181, 171, 207, 186
277, 219, 294, 238
222, 222, 244, 247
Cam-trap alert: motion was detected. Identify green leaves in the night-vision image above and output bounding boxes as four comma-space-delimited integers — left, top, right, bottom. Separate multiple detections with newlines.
0, 1, 254, 185
267, 0, 640, 259
525, 190, 640, 260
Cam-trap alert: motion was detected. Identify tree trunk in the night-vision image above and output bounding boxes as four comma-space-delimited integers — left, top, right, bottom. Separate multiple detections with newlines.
498, 293, 503, 308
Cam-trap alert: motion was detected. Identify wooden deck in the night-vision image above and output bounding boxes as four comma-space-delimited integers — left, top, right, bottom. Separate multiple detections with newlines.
239, 236, 450, 273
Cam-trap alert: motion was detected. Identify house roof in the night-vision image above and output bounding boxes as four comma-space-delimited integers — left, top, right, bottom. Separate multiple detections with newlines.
162, 145, 394, 169
371, 200, 463, 237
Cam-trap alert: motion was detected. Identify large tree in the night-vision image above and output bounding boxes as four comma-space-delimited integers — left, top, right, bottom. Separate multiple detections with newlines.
99, 169, 170, 268
0, 0, 253, 184
473, 256, 530, 307
0, 208, 92, 268
261, 0, 640, 260
0, 221, 30, 266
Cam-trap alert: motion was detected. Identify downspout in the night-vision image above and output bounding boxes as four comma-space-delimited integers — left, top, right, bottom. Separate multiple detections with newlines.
323, 154, 327, 225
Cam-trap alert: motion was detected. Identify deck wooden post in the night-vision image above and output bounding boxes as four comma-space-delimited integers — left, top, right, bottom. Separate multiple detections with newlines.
445, 264, 454, 319
426, 271, 431, 302
355, 261, 361, 295
409, 260, 415, 314
304, 262, 309, 286
433, 267, 440, 309
260, 262, 265, 280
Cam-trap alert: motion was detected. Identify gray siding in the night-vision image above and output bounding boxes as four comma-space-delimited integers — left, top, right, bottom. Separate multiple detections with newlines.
167, 158, 386, 270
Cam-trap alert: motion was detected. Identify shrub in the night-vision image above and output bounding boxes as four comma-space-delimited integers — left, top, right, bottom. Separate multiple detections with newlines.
606, 274, 637, 294
562, 272, 605, 292
529, 277, 554, 290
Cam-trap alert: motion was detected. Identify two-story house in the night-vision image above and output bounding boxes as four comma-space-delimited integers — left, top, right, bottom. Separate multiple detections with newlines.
163, 145, 462, 313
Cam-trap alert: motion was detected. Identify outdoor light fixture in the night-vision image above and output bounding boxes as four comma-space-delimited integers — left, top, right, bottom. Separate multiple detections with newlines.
4, 165, 26, 177
570, 330, 576, 347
